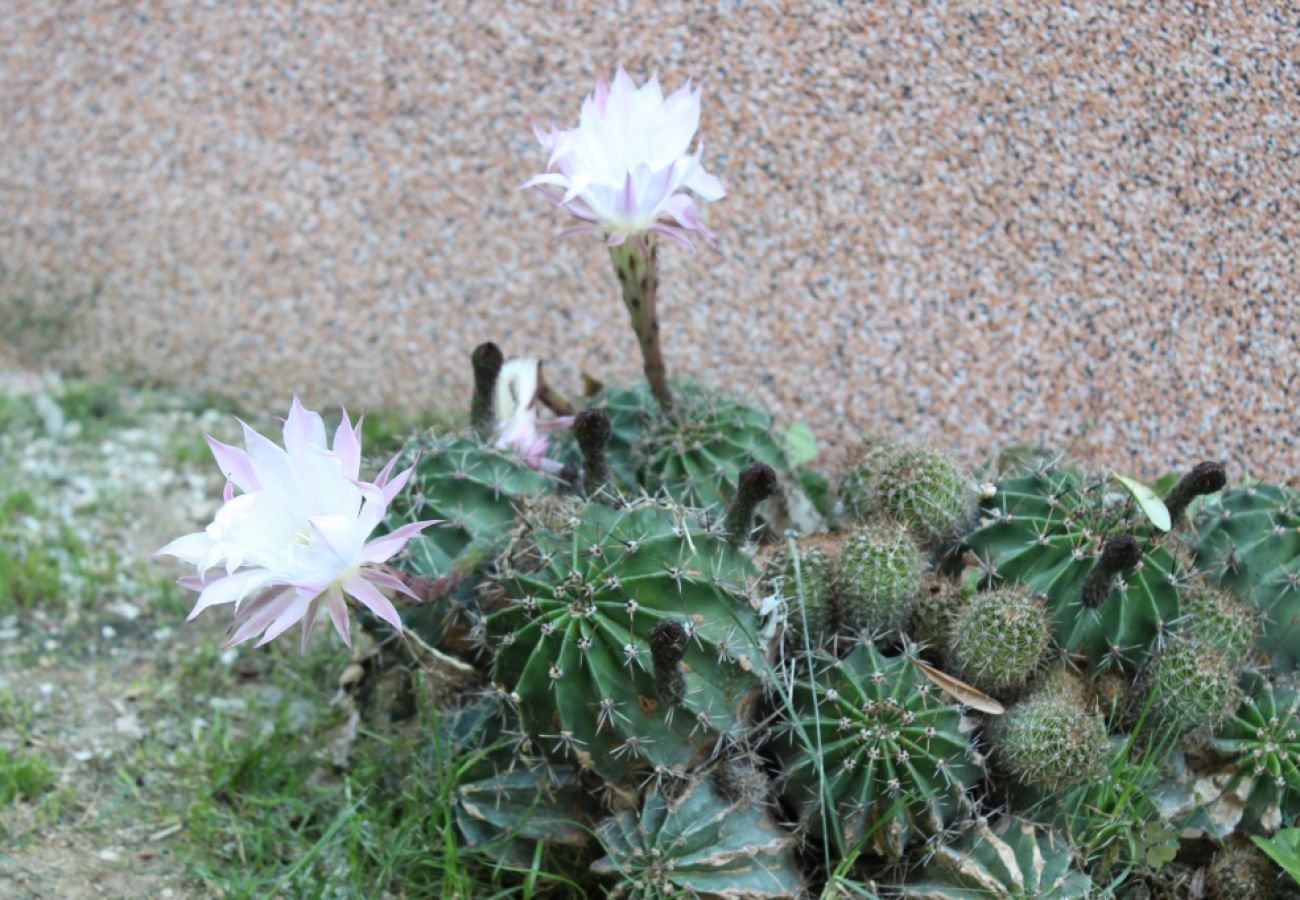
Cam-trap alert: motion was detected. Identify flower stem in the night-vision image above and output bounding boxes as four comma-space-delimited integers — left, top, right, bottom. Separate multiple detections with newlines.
609, 237, 673, 415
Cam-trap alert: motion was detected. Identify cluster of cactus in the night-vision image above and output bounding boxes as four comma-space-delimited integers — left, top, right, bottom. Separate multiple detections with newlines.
365, 343, 1300, 896
767, 522, 924, 647
773, 641, 981, 859
964, 463, 1189, 668
1193, 482, 1300, 670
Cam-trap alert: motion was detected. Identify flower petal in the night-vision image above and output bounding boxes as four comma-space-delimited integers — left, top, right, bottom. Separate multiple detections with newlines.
343, 574, 404, 634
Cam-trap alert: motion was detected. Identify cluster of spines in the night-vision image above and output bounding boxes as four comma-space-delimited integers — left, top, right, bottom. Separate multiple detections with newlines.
837, 437, 976, 546
988, 667, 1108, 790
944, 585, 1051, 697
775, 641, 981, 859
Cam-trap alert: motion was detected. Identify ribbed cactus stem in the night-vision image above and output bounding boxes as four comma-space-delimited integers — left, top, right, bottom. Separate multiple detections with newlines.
1080, 534, 1142, 608
1163, 460, 1227, 524
470, 341, 504, 440
724, 462, 777, 545
573, 409, 613, 500
649, 620, 688, 707
609, 236, 673, 415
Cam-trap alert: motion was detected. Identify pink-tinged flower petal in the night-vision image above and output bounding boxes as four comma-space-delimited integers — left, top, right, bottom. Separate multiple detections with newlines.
205, 435, 260, 493
283, 395, 328, 460
343, 575, 404, 634
255, 590, 314, 647
332, 409, 361, 480
224, 587, 296, 648
300, 594, 325, 653
325, 587, 352, 648
363, 568, 421, 600
373, 451, 400, 489
154, 531, 215, 565
187, 569, 274, 621
360, 520, 439, 564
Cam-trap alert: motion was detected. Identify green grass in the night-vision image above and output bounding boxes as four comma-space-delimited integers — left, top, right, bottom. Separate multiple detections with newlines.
0, 750, 55, 806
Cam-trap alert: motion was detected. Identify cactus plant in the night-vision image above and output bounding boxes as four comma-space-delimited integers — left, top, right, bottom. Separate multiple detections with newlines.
775, 641, 981, 859
908, 575, 967, 656
837, 520, 925, 636
1215, 673, 1300, 833
486, 495, 770, 784
590, 775, 802, 899
436, 696, 594, 866
989, 668, 1108, 790
636, 382, 797, 513
965, 465, 1186, 668
1176, 583, 1260, 665
838, 438, 976, 545
1137, 633, 1243, 743
1208, 842, 1281, 900
898, 816, 1094, 898
1193, 483, 1300, 671
945, 586, 1051, 697
763, 533, 840, 647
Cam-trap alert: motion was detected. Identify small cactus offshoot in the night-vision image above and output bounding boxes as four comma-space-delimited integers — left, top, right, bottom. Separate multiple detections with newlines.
590, 776, 803, 899
838, 438, 976, 545
1207, 841, 1280, 900
1137, 634, 1243, 743
989, 668, 1108, 790
775, 641, 981, 859
837, 520, 924, 636
945, 585, 1051, 696
897, 816, 1095, 899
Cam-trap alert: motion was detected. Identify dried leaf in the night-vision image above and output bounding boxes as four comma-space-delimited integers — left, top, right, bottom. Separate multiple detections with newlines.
911, 658, 1005, 715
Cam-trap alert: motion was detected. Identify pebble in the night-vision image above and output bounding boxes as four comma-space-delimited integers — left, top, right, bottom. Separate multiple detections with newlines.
101, 625, 118, 640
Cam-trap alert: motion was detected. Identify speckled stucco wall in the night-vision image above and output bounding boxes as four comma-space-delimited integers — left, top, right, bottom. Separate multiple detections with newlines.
1, 2, 1296, 480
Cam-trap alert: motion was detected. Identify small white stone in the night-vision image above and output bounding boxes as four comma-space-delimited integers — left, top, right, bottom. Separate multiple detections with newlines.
219, 648, 238, 665
97, 848, 121, 863
101, 625, 118, 640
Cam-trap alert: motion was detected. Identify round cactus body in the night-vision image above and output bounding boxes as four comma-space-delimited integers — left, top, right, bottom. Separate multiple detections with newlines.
990, 668, 1108, 790
908, 575, 967, 655
899, 816, 1095, 899
839, 438, 975, 544
1139, 635, 1243, 742
1176, 584, 1260, 665
837, 521, 924, 636
776, 642, 981, 859
383, 432, 552, 579
965, 466, 1184, 669
1193, 483, 1300, 672
486, 497, 769, 784
763, 533, 840, 647
945, 586, 1051, 696
1208, 843, 1280, 900
636, 383, 796, 512
1215, 673, 1300, 833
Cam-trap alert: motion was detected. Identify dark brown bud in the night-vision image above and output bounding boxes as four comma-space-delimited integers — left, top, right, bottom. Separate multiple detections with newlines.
650, 620, 688, 706
574, 409, 613, 500
1081, 534, 1142, 608
1164, 461, 1227, 525
470, 342, 504, 441
724, 462, 778, 545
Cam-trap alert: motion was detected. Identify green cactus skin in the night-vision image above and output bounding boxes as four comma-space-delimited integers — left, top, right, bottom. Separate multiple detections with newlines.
989, 668, 1108, 790
486, 497, 769, 784
965, 466, 1185, 669
1138, 635, 1243, 743
1176, 584, 1260, 665
1208, 843, 1280, 900
1215, 673, 1300, 833
436, 696, 594, 866
590, 776, 803, 899
763, 534, 840, 647
837, 521, 925, 636
775, 642, 981, 859
384, 432, 552, 580
838, 438, 976, 545
1193, 483, 1300, 671
945, 586, 1051, 697
898, 816, 1095, 899
637, 383, 797, 513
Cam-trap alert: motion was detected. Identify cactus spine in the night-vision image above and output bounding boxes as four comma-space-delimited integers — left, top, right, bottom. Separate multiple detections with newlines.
989, 668, 1108, 790
945, 586, 1051, 696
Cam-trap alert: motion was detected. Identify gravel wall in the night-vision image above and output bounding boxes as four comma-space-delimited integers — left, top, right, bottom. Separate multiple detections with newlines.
2, 2, 1296, 479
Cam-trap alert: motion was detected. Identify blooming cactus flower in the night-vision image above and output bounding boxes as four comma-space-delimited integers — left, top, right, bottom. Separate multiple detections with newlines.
494, 357, 573, 474
155, 398, 437, 650
524, 68, 725, 248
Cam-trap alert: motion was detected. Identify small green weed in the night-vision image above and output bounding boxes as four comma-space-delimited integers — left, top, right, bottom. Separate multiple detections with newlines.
0, 749, 56, 805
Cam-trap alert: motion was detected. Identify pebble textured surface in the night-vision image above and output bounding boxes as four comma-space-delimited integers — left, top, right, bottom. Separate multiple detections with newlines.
1, 3, 1297, 480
